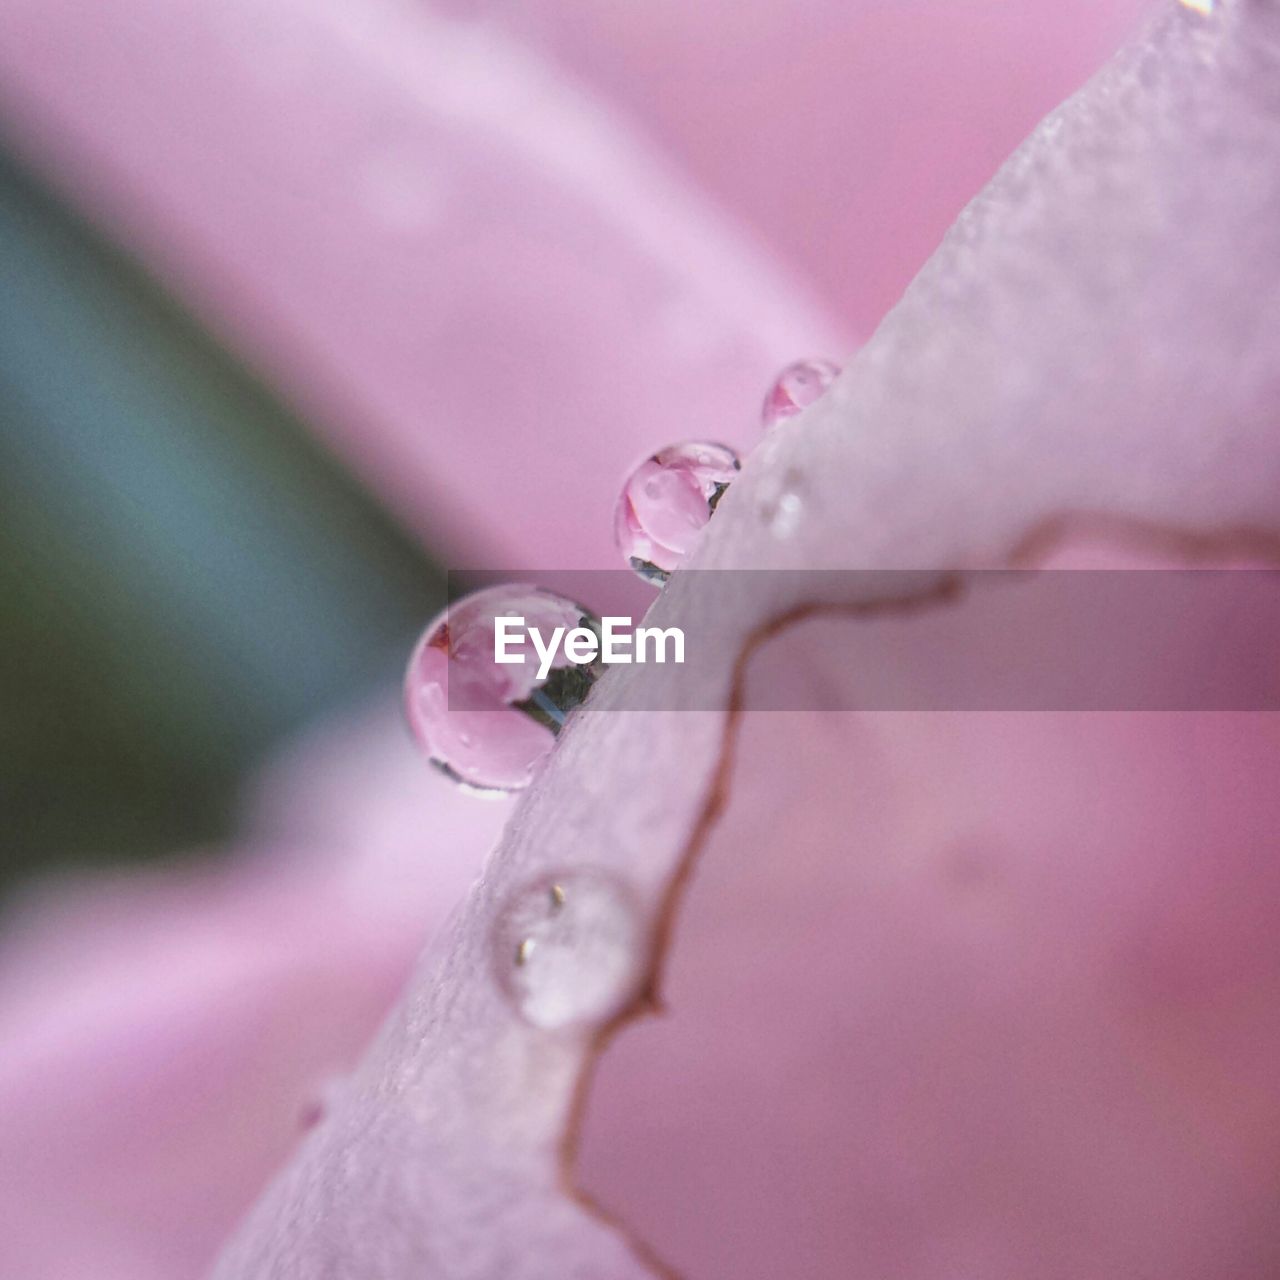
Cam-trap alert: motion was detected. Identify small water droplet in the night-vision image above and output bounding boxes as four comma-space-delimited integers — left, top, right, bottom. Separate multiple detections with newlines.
1177, 0, 1213, 14
615, 442, 741, 584
494, 870, 646, 1031
761, 358, 841, 430
757, 468, 808, 539
404, 586, 603, 793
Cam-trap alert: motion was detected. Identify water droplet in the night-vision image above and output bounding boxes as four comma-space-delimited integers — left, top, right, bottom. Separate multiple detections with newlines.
404, 586, 603, 793
1178, 0, 1213, 14
757, 467, 807, 539
494, 870, 646, 1030
761, 358, 841, 430
615, 442, 741, 584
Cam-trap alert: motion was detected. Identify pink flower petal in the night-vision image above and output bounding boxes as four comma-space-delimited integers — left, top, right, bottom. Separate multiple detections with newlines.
0, 711, 509, 1280
213, 6, 1280, 1277
580, 558, 1280, 1277
512, 0, 1152, 333
0, 0, 843, 568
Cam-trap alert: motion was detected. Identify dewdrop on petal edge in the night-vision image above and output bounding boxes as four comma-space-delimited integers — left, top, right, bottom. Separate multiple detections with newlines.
404, 585, 602, 794
761, 357, 841, 430
494, 870, 646, 1031
614, 441, 740, 584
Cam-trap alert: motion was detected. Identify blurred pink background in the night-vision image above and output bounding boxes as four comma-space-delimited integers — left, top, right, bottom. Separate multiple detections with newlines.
0, 1, 1222, 1277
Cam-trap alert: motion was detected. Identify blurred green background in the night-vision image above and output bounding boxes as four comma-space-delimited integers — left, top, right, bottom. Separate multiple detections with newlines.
0, 146, 446, 894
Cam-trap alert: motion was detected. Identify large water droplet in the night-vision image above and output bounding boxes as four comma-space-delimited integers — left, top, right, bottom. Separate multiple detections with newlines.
615, 441, 740, 584
761, 358, 841, 430
494, 870, 646, 1030
404, 586, 602, 793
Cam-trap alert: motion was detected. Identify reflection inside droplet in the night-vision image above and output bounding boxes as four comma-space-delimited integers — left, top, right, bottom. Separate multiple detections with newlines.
494, 870, 646, 1030
761, 358, 841, 431
615, 442, 741, 584
404, 585, 603, 793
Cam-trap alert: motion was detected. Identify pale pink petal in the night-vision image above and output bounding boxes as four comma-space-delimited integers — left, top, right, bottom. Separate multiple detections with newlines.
580, 561, 1280, 1277
514, 0, 1153, 333
0, 0, 843, 568
0, 716, 509, 1280
213, 6, 1280, 1278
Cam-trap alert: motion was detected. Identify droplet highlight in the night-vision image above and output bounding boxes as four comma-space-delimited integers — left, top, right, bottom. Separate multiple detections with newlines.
761, 358, 841, 430
404, 585, 602, 793
757, 467, 808, 539
494, 870, 646, 1030
615, 441, 741, 584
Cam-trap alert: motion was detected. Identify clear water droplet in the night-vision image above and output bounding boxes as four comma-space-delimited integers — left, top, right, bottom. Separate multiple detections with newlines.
1178, 0, 1213, 14
757, 467, 807, 539
404, 586, 602, 793
615, 441, 741, 584
494, 870, 646, 1030
761, 358, 841, 430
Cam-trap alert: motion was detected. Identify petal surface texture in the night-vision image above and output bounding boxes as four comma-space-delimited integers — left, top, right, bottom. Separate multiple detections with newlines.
213, 5, 1280, 1279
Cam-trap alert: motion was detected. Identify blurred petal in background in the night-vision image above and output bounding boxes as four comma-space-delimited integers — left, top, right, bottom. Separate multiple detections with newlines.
0, 1, 1151, 1276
